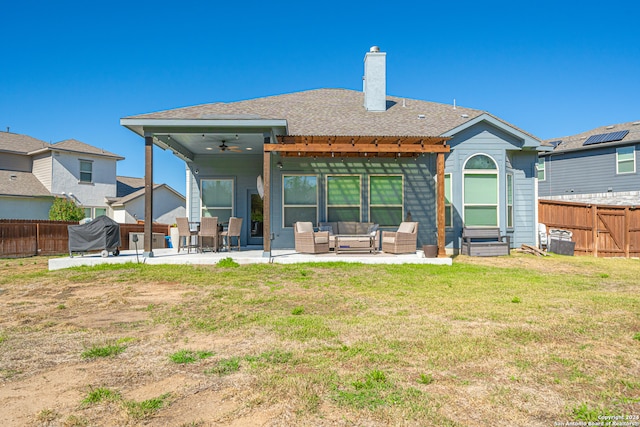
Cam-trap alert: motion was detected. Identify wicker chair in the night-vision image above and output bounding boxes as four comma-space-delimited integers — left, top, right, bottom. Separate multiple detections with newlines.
294, 222, 330, 254
381, 222, 418, 254
221, 217, 243, 251
198, 216, 219, 252
176, 217, 198, 253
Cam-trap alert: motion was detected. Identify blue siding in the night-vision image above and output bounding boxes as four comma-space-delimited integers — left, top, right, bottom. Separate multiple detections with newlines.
539, 144, 639, 197
445, 122, 538, 250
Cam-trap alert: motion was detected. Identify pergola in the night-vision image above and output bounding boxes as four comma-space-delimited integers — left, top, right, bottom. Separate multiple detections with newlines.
263, 135, 450, 257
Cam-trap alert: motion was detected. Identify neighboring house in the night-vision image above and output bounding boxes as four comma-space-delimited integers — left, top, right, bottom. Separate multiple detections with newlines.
539, 121, 640, 205
107, 176, 186, 224
121, 47, 546, 254
0, 132, 123, 219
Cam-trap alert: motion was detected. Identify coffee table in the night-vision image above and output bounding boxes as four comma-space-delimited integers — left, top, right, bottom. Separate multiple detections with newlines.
335, 234, 376, 254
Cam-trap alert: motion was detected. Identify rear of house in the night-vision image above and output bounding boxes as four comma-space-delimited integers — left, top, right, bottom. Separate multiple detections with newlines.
122, 47, 546, 255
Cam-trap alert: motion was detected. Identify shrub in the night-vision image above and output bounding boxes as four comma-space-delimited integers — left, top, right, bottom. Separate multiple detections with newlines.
49, 197, 85, 221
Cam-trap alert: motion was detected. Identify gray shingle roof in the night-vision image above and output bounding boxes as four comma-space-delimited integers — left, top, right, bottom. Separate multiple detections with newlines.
543, 120, 640, 152
0, 132, 48, 154
116, 176, 145, 198
125, 88, 489, 137
0, 170, 51, 197
51, 139, 124, 159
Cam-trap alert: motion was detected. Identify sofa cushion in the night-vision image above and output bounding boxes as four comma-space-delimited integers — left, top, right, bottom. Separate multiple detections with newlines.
318, 222, 337, 235
382, 235, 396, 244
337, 221, 357, 234
296, 222, 314, 233
314, 235, 329, 244
355, 222, 373, 235
318, 225, 334, 235
397, 222, 416, 233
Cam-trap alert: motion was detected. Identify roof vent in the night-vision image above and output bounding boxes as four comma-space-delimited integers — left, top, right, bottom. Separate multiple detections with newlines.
370, 46, 380, 52
461, 114, 469, 118
418, 114, 426, 119
606, 125, 615, 129
633, 121, 640, 126
10, 174, 17, 181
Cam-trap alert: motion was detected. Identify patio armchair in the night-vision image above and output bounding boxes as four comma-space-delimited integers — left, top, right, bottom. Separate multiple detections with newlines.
381, 222, 418, 254
198, 216, 219, 252
294, 221, 330, 254
221, 217, 243, 251
176, 217, 198, 253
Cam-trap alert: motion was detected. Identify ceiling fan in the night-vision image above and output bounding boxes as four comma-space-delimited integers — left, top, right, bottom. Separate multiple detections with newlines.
218, 140, 242, 153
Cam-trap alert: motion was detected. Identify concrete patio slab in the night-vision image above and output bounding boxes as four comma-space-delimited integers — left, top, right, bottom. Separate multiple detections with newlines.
48, 248, 452, 270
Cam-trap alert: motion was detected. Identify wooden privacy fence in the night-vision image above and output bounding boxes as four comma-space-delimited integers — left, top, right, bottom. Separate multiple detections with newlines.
538, 200, 640, 258
0, 220, 170, 258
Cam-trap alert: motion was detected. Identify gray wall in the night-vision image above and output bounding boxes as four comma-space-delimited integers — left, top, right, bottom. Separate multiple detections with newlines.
0, 152, 32, 172
539, 144, 639, 197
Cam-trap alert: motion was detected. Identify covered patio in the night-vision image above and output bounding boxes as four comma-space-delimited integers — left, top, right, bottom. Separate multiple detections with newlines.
118, 115, 451, 260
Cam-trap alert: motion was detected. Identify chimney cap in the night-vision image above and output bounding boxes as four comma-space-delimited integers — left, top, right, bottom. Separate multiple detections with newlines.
369, 46, 380, 52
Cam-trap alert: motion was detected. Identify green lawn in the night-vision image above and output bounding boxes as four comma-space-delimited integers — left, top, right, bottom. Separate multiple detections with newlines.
0, 254, 638, 426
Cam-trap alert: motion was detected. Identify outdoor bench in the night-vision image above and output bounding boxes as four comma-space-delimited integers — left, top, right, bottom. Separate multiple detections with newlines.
460, 227, 510, 257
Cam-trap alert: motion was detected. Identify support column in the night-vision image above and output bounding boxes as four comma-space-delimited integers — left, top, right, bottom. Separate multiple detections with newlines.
436, 152, 446, 257
144, 134, 154, 257
262, 149, 271, 257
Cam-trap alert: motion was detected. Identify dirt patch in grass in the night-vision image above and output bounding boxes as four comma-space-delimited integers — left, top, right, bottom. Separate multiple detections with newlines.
0, 255, 638, 426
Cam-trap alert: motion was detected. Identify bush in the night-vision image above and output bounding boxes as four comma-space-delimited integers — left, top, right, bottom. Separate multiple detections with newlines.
49, 197, 85, 221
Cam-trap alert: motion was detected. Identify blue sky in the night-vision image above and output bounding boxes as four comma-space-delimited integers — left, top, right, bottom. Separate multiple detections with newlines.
2, 0, 639, 196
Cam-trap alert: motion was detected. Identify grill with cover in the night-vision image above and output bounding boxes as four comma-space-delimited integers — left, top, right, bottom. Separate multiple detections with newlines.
68, 215, 121, 257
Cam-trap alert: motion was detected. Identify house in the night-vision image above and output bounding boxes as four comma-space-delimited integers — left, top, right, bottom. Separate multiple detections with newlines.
538, 120, 640, 205
121, 47, 546, 256
0, 132, 123, 219
0, 131, 186, 223
107, 176, 186, 224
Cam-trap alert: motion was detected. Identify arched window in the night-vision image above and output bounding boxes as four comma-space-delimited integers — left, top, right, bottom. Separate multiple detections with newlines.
463, 154, 498, 226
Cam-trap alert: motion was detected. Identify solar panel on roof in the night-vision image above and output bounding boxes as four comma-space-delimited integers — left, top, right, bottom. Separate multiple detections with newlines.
583, 130, 629, 146
548, 140, 562, 147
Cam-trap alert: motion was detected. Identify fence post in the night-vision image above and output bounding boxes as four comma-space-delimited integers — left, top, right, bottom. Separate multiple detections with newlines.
36, 223, 40, 256
591, 205, 598, 257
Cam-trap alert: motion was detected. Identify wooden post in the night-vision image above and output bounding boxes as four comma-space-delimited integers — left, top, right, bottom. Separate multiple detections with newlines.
262, 149, 271, 257
144, 134, 154, 257
436, 152, 446, 257
591, 205, 598, 257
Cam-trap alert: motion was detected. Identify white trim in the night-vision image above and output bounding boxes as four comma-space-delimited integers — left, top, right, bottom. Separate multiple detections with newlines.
616, 146, 636, 174
462, 153, 499, 227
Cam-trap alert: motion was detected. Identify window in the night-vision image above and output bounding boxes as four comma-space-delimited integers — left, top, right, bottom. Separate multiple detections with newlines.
326, 175, 361, 222
79, 160, 93, 183
201, 179, 234, 223
82, 207, 107, 219
283, 175, 317, 227
463, 154, 498, 227
507, 174, 514, 228
617, 146, 635, 174
444, 174, 452, 227
369, 175, 403, 226
536, 157, 545, 181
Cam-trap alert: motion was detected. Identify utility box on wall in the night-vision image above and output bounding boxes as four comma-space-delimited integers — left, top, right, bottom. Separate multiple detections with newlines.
129, 232, 165, 249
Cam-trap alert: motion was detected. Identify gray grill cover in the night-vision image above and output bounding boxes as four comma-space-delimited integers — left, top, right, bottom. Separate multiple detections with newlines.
68, 215, 121, 253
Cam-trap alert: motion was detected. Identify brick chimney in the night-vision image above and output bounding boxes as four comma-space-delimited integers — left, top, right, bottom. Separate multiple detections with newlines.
363, 46, 386, 112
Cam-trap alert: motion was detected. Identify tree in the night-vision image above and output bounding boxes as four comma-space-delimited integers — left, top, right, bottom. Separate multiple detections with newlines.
49, 197, 85, 221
